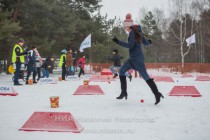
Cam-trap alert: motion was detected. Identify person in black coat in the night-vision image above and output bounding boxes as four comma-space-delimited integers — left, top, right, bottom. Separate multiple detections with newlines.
41, 56, 54, 78
108, 49, 123, 78
12, 38, 28, 85
25, 46, 38, 84
108, 49, 132, 80
59, 49, 66, 80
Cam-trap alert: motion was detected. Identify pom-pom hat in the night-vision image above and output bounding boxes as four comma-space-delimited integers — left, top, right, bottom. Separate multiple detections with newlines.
123, 13, 134, 27
61, 49, 67, 53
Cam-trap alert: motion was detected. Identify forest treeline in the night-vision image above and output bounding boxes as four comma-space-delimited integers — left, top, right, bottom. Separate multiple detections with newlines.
0, 0, 210, 70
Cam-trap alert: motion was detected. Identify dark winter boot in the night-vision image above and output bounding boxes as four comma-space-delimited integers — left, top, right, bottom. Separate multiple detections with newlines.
116, 76, 127, 100
14, 82, 23, 86
113, 73, 118, 78
33, 72, 37, 83
146, 78, 164, 105
26, 76, 29, 85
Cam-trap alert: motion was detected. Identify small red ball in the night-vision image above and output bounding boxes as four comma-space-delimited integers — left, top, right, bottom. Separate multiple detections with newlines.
140, 99, 144, 103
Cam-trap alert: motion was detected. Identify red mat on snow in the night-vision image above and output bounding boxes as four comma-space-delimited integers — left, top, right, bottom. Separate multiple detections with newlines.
19, 112, 83, 133
74, 85, 104, 95
90, 75, 115, 82
169, 86, 201, 97
154, 76, 174, 82
101, 69, 113, 75
0, 85, 18, 96
195, 76, 210, 81
181, 73, 193, 78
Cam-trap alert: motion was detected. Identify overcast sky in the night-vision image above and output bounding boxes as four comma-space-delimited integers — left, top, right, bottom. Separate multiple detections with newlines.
99, 0, 169, 21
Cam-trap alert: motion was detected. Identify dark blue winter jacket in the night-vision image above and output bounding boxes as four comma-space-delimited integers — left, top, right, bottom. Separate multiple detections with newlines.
117, 25, 152, 80
118, 26, 151, 63
27, 50, 37, 72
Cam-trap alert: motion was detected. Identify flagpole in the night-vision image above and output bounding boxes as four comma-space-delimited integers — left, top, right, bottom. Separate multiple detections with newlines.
90, 44, 92, 74
79, 34, 91, 74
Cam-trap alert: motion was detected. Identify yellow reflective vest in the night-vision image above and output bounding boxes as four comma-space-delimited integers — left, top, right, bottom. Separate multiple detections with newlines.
59, 54, 66, 67
12, 44, 25, 63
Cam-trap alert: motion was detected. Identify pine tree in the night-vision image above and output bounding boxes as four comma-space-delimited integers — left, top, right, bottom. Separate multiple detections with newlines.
140, 11, 163, 62
0, 6, 22, 72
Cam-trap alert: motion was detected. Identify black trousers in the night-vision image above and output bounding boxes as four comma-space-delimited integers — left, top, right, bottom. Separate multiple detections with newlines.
78, 68, 84, 78
62, 65, 66, 80
37, 67, 41, 80
26, 70, 37, 81
14, 62, 21, 83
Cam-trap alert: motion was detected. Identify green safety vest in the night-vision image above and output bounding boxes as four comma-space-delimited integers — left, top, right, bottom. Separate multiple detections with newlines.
59, 54, 66, 67
12, 44, 25, 63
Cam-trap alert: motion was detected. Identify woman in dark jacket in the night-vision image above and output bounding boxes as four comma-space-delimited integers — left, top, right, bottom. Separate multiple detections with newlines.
112, 13, 164, 105
26, 46, 37, 84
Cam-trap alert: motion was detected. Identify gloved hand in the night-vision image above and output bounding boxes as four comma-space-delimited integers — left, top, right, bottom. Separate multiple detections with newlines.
112, 36, 119, 44
148, 40, 152, 44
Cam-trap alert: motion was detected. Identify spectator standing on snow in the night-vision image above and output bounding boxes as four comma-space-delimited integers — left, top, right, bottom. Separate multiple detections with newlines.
66, 48, 74, 75
73, 50, 78, 72
34, 48, 42, 81
59, 49, 67, 80
12, 38, 27, 85
77, 55, 86, 78
25, 46, 38, 84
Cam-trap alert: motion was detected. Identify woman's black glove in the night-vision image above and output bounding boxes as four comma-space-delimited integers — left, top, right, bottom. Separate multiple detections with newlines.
112, 36, 119, 44
148, 40, 152, 44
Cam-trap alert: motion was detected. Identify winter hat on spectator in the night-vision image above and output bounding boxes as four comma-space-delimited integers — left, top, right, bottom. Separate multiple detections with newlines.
61, 49, 66, 53
113, 49, 118, 54
123, 13, 134, 27
18, 38, 25, 43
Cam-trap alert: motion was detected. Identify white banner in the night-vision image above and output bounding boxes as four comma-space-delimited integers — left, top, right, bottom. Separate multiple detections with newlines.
66, 76, 80, 81
38, 78, 57, 84
0, 86, 13, 93
79, 34, 91, 52
0, 85, 18, 96
186, 34, 196, 46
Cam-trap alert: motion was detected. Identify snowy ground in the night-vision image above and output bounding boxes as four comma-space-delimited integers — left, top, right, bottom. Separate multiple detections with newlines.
0, 69, 210, 140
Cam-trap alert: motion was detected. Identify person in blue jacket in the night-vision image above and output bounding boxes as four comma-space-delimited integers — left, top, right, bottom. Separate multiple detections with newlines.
112, 13, 164, 105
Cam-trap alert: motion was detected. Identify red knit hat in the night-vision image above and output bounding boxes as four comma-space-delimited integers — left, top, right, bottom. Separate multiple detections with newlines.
123, 13, 134, 27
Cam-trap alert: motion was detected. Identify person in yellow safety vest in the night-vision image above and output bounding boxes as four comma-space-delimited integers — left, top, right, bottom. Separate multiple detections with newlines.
12, 38, 27, 85
59, 49, 67, 80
